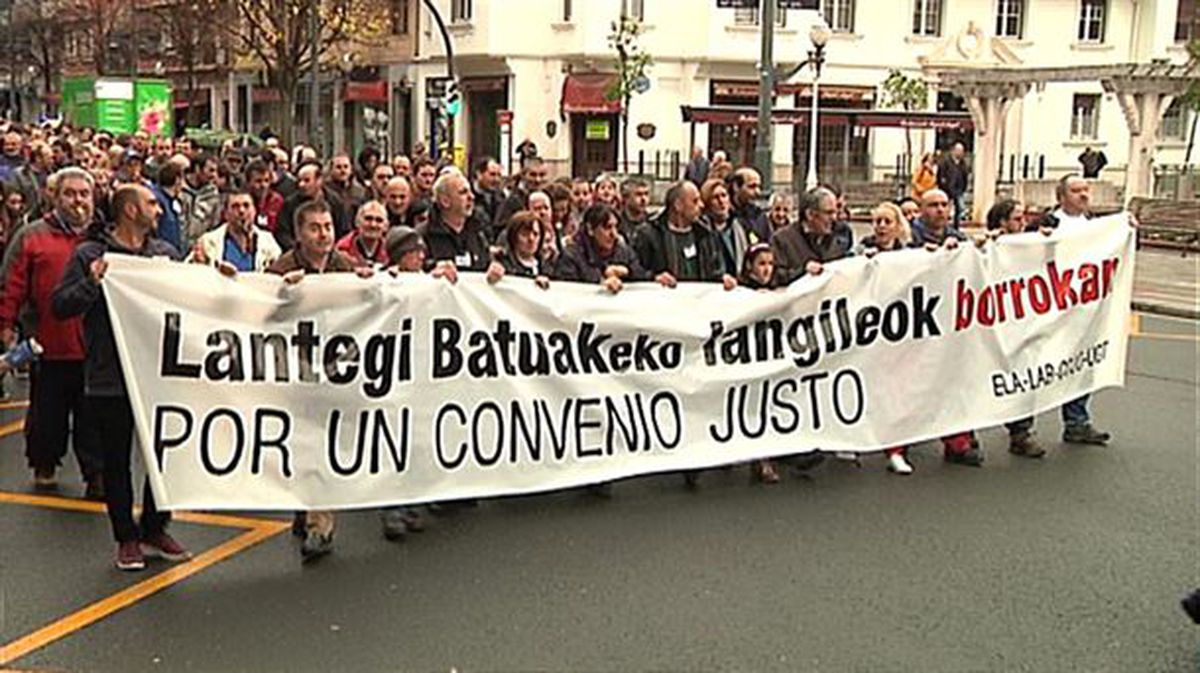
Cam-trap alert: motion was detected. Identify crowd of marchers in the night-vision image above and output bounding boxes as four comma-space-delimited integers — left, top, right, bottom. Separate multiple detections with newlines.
0, 120, 1121, 568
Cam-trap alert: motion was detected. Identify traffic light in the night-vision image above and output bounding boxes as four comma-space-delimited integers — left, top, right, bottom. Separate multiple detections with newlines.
444, 80, 461, 117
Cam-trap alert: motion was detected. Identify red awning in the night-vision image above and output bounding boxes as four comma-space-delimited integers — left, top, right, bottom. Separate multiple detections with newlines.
680, 106, 974, 130
344, 80, 388, 103
561, 73, 621, 115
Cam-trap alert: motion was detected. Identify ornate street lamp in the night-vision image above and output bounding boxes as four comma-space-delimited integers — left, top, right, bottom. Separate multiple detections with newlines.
805, 20, 831, 191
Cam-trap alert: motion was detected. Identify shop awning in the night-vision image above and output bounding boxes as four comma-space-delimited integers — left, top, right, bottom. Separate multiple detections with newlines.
561, 73, 621, 115
343, 80, 388, 103
680, 105, 974, 130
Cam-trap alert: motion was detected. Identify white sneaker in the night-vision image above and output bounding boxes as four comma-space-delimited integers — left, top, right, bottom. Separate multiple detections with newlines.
887, 452, 914, 475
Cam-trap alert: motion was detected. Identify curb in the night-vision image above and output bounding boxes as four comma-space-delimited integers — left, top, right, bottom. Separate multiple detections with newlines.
1133, 301, 1199, 321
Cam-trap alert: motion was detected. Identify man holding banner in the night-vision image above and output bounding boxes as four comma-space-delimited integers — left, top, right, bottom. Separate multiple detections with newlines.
267, 200, 361, 562
51, 184, 189, 572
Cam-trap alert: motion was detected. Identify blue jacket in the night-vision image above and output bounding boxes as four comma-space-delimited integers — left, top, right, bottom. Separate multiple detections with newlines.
151, 183, 185, 255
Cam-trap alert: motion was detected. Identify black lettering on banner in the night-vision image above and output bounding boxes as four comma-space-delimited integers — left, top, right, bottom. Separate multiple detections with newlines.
855, 306, 881, 347
200, 408, 245, 476
609, 341, 632, 372
362, 333, 397, 398
252, 408, 293, 477
472, 402, 505, 467
801, 372, 829, 430
881, 303, 909, 342
292, 321, 320, 383
324, 335, 360, 384
250, 333, 290, 382
435, 403, 468, 469
710, 387, 735, 443
787, 316, 819, 367
432, 319, 463, 379
649, 391, 682, 450
605, 395, 642, 453
510, 400, 541, 463
575, 397, 603, 458
545, 398, 573, 460
160, 312, 201, 378
911, 287, 941, 338
205, 330, 245, 381
832, 369, 865, 425
770, 377, 801, 434
369, 408, 409, 474
153, 405, 193, 471
737, 382, 769, 440
517, 332, 551, 375
326, 409, 366, 476
467, 331, 499, 378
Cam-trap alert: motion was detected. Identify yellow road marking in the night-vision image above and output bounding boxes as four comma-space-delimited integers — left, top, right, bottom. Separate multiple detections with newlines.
0, 418, 24, 439
0, 490, 288, 666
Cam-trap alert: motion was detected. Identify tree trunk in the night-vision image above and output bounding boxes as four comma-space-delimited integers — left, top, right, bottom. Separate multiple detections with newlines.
184, 71, 196, 130
278, 83, 296, 149
622, 103, 630, 175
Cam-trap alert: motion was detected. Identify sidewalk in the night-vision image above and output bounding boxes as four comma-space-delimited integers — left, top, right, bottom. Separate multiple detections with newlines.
1133, 248, 1199, 319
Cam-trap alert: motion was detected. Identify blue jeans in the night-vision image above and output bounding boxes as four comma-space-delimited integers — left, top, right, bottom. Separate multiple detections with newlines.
952, 194, 966, 228
1061, 395, 1091, 428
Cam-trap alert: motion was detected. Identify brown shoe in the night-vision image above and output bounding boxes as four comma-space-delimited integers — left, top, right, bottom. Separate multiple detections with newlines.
1009, 433, 1046, 458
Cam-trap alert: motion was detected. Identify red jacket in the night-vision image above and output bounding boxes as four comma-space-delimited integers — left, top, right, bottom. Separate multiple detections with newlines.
255, 189, 285, 234
0, 213, 87, 360
335, 230, 388, 267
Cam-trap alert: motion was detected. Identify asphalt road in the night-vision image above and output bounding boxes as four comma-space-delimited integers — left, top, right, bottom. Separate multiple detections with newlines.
0, 314, 1196, 672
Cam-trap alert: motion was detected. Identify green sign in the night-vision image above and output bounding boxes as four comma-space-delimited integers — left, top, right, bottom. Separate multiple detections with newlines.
61, 77, 173, 136
134, 80, 173, 137
585, 119, 610, 141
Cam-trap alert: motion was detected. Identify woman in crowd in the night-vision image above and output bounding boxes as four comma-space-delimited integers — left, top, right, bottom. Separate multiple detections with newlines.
986, 198, 1027, 235
768, 192, 793, 234
547, 182, 577, 243
593, 174, 621, 210
856, 201, 911, 255
911, 152, 937, 199
857, 201, 914, 474
556, 203, 647, 293
494, 211, 552, 288
738, 242, 781, 484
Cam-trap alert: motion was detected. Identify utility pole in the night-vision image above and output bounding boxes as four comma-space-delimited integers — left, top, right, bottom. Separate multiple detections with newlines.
754, 0, 775, 193
308, 0, 320, 152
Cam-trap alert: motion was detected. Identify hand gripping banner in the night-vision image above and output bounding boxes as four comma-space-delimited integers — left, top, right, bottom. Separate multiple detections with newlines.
103, 215, 1134, 511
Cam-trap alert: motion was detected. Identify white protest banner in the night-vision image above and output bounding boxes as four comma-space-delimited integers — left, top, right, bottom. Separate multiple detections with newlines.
103, 215, 1134, 511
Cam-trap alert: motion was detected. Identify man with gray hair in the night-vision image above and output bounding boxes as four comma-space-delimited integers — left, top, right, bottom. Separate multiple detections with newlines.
770, 186, 850, 285
0, 167, 103, 496
418, 171, 489, 272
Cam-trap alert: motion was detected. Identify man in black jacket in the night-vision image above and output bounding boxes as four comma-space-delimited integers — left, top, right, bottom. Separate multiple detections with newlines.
471, 156, 505, 238
494, 156, 549, 231
936, 142, 970, 228
51, 184, 189, 572
633, 181, 735, 490
418, 172, 491, 272
633, 180, 734, 289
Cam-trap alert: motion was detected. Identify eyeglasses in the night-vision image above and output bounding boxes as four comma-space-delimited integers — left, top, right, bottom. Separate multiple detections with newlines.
361, 215, 386, 223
